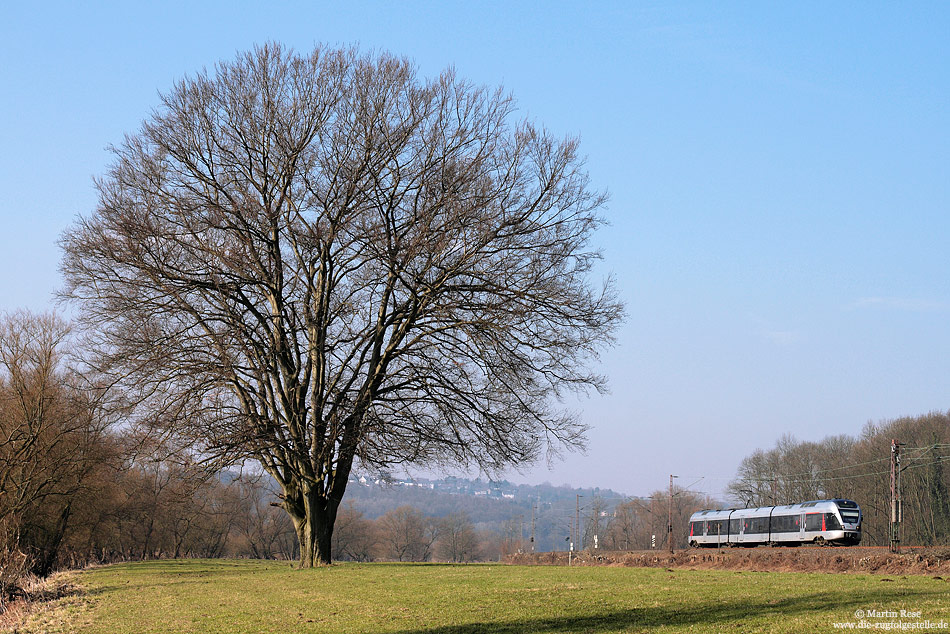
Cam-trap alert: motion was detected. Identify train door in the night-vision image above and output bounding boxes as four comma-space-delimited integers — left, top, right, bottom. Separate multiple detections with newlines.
800, 513, 806, 542
728, 516, 742, 545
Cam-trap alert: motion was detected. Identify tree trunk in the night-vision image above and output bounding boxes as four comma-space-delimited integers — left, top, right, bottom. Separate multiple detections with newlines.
286, 485, 340, 567
34, 503, 72, 578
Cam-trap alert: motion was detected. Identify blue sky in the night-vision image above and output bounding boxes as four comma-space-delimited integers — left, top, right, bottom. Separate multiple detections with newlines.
2, 2, 948, 499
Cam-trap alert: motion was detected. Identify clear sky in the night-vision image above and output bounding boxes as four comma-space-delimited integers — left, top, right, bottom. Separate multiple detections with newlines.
2, 2, 948, 500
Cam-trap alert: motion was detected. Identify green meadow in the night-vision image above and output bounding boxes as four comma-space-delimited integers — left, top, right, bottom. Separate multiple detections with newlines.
18, 560, 950, 633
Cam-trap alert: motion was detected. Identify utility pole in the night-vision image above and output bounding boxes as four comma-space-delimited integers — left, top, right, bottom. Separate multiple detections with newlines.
569, 514, 574, 553
668, 475, 677, 555
530, 499, 536, 552
890, 439, 902, 553
576, 494, 583, 551
568, 515, 574, 565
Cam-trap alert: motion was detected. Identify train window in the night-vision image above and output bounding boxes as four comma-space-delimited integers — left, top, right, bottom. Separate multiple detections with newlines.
730, 518, 741, 534
825, 514, 841, 530
805, 513, 822, 531
690, 521, 704, 536
841, 510, 860, 524
773, 515, 797, 533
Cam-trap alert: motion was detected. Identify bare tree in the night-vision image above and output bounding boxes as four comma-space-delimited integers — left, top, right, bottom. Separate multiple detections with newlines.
436, 511, 479, 562
331, 502, 377, 562
61, 43, 622, 566
727, 433, 863, 509
600, 490, 708, 551
0, 311, 112, 577
233, 476, 296, 559
604, 500, 647, 550
376, 505, 436, 562
582, 495, 608, 551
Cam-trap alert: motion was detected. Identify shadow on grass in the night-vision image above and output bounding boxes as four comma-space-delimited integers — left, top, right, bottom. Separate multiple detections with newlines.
388, 587, 946, 634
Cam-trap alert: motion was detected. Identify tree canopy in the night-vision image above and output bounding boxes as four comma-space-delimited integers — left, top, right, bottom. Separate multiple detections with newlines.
61, 43, 622, 565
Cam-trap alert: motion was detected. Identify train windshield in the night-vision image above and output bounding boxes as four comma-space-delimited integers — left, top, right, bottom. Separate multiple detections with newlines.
840, 509, 860, 524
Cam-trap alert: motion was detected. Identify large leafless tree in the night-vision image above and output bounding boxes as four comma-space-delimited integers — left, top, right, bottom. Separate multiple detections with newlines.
61, 43, 622, 566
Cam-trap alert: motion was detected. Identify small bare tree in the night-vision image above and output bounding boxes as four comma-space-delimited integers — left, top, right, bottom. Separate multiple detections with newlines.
582, 495, 608, 551
61, 43, 622, 565
376, 505, 440, 562
331, 503, 377, 562
233, 476, 296, 559
604, 500, 647, 550
436, 511, 479, 562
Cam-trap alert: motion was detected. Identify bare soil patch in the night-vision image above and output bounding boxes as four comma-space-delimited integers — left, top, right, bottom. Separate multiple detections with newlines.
507, 546, 950, 576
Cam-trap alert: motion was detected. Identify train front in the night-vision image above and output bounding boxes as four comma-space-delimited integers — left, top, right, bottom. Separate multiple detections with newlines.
833, 499, 862, 545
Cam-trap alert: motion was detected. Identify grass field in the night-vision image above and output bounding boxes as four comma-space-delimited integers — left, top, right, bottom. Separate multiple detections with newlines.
16, 559, 950, 633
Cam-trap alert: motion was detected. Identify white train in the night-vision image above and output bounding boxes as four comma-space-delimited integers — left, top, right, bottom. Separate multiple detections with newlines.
688, 499, 862, 547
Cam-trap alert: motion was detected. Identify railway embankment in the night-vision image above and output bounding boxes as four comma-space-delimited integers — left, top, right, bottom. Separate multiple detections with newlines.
506, 547, 950, 576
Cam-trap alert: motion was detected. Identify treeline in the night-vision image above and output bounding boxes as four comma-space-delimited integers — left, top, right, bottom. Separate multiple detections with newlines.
333, 487, 714, 561
585, 488, 711, 552
727, 412, 950, 546
334, 505, 525, 563
343, 480, 629, 554
0, 311, 289, 605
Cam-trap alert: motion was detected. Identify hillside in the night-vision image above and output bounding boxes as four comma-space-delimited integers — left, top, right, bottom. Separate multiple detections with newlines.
343, 475, 629, 552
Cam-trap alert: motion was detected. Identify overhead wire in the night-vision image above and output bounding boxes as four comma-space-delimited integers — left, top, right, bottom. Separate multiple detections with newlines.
687, 442, 947, 485
534, 448, 948, 521
724, 455, 950, 486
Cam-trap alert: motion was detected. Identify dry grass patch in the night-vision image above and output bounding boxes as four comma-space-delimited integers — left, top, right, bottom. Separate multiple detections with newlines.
0, 570, 85, 633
